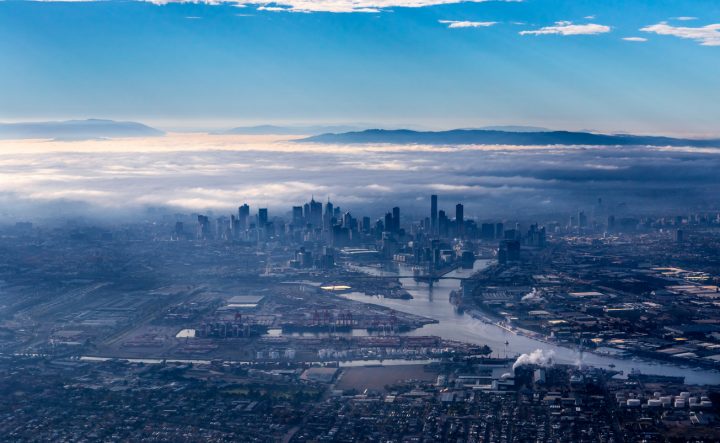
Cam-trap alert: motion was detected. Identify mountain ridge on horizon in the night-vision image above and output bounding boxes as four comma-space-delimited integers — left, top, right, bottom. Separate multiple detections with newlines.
0, 119, 164, 140
219, 124, 554, 135
218, 124, 365, 136
300, 128, 720, 148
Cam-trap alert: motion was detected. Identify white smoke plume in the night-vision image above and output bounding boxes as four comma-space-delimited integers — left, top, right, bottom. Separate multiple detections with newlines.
521, 287, 544, 302
513, 349, 555, 370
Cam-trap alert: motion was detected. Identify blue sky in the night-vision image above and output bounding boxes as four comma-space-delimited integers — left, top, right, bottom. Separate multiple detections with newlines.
1, 0, 719, 134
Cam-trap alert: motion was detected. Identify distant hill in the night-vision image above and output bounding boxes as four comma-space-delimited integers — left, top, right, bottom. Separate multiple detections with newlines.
474, 125, 551, 132
221, 124, 363, 136
0, 119, 164, 140
301, 129, 720, 148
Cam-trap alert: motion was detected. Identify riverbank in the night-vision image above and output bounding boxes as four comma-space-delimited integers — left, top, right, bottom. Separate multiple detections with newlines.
343, 260, 720, 385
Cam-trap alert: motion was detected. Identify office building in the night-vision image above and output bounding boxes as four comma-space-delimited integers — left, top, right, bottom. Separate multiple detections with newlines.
431, 194, 438, 234
197, 215, 211, 240
392, 206, 400, 233
292, 206, 303, 225
258, 208, 268, 228
455, 203, 464, 236
238, 204, 250, 229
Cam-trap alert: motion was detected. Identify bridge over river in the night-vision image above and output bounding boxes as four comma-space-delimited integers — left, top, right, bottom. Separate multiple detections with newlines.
348, 264, 473, 286
349, 274, 467, 285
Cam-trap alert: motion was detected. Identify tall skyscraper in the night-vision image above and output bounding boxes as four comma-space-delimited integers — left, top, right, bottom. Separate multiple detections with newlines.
197, 215, 211, 240
230, 215, 239, 237
309, 197, 323, 226
578, 210, 587, 229
292, 206, 303, 224
384, 212, 393, 233
238, 204, 250, 229
324, 200, 334, 228
342, 211, 355, 230
430, 194, 438, 234
498, 239, 520, 264
392, 206, 400, 233
438, 210, 448, 237
455, 203, 464, 236
361, 216, 371, 233
258, 208, 268, 228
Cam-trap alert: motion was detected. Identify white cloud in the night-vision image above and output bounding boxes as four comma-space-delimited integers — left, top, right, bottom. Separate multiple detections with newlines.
520, 21, 610, 36
28, 189, 114, 200
427, 183, 531, 194
622, 37, 647, 42
439, 20, 497, 28
673, 16, 697, 21
365, 184, 393, 192
138, 0, 520, 13
257, 5, 291, 11
641, 22, 720, 46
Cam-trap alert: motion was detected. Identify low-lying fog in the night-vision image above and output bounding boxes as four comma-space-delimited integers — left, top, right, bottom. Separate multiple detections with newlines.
1, 134, 718, 223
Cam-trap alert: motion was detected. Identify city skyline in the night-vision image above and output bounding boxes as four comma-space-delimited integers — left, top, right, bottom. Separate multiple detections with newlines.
2, 1, 720, 440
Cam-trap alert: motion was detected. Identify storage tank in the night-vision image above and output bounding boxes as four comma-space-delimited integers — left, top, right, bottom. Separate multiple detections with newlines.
627, 399, 641, 407
647, 399, 662, 407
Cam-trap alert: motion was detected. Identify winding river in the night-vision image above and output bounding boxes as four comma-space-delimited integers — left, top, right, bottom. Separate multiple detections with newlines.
341, 260, 720, 385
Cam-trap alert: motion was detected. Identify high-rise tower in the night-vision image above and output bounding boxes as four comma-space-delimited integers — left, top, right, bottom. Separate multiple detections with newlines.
258, 208, 268, 227
238, 204, 250, 229
455, 203, 464, 236
431, 194, 438, 234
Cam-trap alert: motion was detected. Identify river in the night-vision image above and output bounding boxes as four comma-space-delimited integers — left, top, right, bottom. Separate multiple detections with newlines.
340, 260, 720, 385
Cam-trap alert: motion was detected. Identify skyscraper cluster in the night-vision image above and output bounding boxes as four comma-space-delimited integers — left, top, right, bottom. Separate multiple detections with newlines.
182, 194, 556, 270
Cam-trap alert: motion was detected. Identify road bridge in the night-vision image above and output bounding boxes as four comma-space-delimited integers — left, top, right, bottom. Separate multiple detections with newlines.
344, 274, 471, 288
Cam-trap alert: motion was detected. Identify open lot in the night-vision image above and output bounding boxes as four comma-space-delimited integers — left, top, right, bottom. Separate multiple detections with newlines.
337, 364, 438, 391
